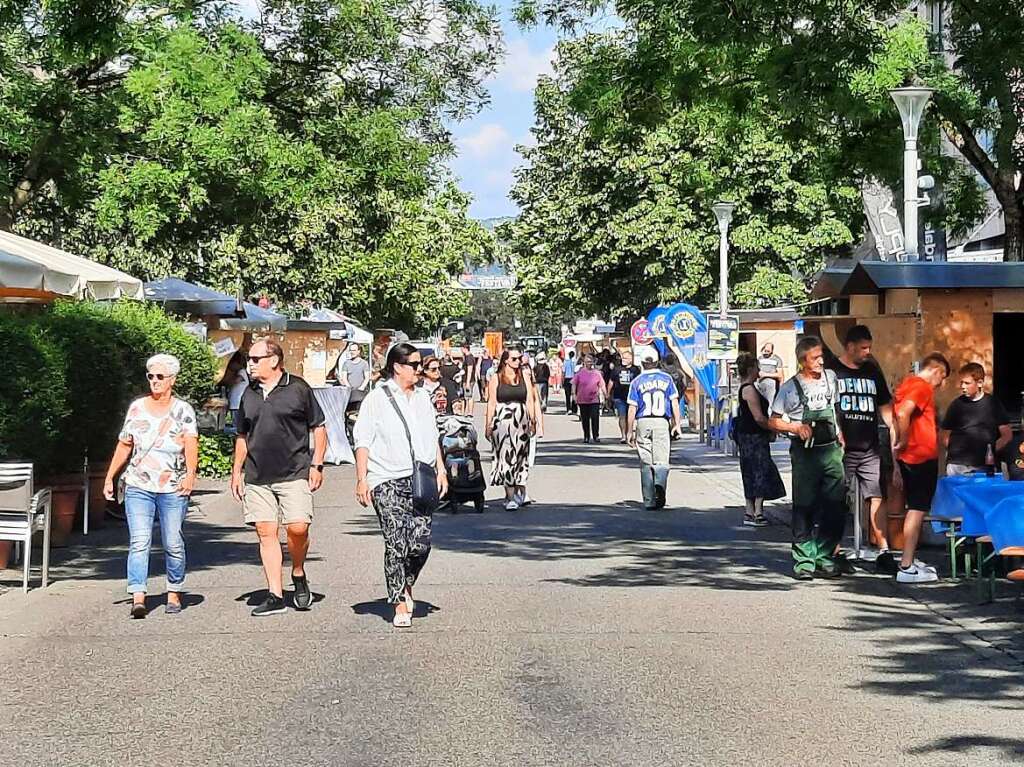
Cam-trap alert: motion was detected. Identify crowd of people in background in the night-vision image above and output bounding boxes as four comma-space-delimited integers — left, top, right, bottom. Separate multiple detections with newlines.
116, 326, 1013, 627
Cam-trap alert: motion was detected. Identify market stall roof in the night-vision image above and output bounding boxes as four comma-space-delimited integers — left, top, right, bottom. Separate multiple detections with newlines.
221, 302, 288, 332
346, 321, 373, 344
732, 307, 801, 324
842, 261, 1024, 295
0, 229, 143, 300
810, 259, 857, 299
286, 307, 351, 332
144, 277, 243, 317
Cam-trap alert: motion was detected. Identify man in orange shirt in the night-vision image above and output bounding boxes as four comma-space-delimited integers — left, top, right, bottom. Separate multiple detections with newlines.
892, 353, 950, 583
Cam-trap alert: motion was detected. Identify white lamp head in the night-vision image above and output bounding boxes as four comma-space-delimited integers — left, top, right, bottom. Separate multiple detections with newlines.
889, 86, 934, 141
712, 201, 736, 229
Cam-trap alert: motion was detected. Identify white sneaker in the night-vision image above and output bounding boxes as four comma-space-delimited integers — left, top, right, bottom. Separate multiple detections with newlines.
896, 564, 939, 583
914, 559, 938, 574
504, 500, 520, 511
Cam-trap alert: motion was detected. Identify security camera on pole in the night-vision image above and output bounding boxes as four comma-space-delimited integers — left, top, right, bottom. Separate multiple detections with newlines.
889, 85, 934, 262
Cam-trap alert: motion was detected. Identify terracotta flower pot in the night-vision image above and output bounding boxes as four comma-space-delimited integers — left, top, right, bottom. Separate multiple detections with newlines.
49, 485, 82, 548
87, 471, 110, 530
0, 540, 12, 570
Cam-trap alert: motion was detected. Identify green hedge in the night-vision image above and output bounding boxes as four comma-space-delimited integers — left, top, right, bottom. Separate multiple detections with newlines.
0, 300, 217, 476
197, 433, 235, 478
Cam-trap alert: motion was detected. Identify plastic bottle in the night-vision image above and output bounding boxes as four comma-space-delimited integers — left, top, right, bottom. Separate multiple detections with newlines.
985, 444, 996, 477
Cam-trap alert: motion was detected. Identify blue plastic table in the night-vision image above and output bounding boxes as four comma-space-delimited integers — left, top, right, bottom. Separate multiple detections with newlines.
930, 475, 1024, 592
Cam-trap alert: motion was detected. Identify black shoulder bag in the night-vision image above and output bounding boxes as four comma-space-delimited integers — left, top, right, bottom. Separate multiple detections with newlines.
383, 386, 439, 515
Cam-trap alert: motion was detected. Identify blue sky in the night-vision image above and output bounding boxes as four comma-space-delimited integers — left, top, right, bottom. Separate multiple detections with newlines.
448, 5, 561, 221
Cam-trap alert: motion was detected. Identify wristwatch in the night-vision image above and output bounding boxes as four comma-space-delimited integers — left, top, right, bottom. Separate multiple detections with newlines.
313, 464, 324, 472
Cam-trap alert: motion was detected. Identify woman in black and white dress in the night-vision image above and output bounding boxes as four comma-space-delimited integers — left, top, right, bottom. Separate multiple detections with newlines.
353, 343, 448, 628
485, 349, 537, 510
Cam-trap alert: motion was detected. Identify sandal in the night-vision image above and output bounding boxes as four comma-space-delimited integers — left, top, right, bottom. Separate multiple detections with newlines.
392, 608, 412, 628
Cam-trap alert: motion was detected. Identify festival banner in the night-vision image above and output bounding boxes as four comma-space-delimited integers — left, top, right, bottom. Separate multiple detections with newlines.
645, 305, 670, 360
660, 302, 720, 401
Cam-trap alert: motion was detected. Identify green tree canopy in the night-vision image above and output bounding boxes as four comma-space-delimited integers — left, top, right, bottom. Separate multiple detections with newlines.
0, 0, 501, 331
515, 0, 1022, 260
507, 33, 862, 319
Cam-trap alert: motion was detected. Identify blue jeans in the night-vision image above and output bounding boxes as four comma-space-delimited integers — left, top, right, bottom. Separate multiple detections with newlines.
125, 487, 188, 594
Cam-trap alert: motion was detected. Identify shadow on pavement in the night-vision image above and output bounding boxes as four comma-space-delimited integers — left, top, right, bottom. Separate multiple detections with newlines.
433, 501, 799, 592
0, 514, 321, 591
112, 592, 206, 611
906, 735, 1024, 762
352, 598, 440, 622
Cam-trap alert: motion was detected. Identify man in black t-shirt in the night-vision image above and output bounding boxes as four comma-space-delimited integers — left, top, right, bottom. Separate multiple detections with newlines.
607, 350, 641, 443
826, 325, 897, 571
941, 362, 1012, 475
534, 354, 551, 412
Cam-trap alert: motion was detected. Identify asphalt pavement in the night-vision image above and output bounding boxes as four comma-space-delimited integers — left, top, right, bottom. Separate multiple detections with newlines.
2, 400, 1024, 766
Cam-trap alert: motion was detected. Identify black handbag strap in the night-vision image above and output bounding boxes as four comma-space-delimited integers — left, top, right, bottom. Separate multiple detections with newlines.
383, 385, 417, 465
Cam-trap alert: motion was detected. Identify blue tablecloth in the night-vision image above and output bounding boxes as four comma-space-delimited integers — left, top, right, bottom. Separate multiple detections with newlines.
932, 475, 1024, 552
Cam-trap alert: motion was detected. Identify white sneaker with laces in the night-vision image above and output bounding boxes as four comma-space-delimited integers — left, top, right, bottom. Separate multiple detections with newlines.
504, 499, 520, 511
896, 564, 939, 583
914, 559, 938, 574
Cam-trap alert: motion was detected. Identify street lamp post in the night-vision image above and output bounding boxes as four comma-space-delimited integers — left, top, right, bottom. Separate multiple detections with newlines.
712, 201, 736, 453
712, 201, 736, 318
889, 86, 934, 262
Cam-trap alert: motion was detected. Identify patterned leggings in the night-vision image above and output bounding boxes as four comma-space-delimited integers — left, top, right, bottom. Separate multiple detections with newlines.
371, 477, 433, 604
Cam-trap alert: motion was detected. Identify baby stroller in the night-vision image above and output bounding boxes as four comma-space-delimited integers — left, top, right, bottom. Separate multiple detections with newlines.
437, 414, 486, 513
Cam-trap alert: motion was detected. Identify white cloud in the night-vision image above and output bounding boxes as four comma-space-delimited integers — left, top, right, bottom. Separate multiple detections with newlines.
458, 123, 511, 159
493, 38, 556, 93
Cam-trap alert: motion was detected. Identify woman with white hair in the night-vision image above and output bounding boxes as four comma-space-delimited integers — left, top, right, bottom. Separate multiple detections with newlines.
104, 354, 199, 618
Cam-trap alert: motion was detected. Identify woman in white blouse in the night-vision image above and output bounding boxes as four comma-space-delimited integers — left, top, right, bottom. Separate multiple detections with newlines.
353, 343, 448, 628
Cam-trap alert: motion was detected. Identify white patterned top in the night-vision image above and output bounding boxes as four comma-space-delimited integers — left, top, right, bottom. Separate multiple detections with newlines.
118, 397, 198, 493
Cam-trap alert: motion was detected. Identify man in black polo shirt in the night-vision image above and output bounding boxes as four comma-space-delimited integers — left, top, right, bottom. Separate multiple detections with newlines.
231, 339, 328, 616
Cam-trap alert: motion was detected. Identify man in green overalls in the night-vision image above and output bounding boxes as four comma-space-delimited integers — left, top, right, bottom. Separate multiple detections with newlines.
769, 336, 847, 579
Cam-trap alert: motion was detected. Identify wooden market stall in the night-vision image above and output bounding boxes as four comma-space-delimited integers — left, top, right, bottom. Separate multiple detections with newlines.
804, 261, 1024, 417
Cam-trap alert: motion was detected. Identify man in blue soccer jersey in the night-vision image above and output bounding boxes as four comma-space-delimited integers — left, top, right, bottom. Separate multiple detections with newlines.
627, 347, 685, 509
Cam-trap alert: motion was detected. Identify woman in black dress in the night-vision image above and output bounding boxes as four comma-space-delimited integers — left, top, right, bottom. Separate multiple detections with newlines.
735, 352, 786, 526
485, 349, 537, 510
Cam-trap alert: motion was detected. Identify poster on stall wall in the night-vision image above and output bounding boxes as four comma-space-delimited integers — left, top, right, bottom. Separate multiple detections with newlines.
212, 337, 237, 358
182, 322, 208, 343
706, 315, 740, 361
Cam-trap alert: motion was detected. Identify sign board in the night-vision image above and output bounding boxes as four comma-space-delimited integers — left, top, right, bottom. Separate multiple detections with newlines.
794, 319, 804, 334
328, 328, 349, 341
706, 315, 739, 361
561, 336, 577, 348
182, 322, 207, 343
457, 273, 516, 290
630, 319, 653, 346
212, 337, 237, 358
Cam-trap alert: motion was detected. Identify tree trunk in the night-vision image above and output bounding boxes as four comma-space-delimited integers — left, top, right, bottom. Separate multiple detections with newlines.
1004, 199, 1024, 262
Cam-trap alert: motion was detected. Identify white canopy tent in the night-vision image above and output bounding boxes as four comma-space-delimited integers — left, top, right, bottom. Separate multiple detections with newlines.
0, 229, 143, 301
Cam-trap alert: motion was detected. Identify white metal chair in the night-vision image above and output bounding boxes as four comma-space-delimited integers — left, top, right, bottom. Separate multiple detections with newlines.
0, 463, 52, 592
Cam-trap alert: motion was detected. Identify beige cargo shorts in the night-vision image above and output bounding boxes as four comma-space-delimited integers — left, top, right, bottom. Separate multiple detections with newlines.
243, 478, 314, 526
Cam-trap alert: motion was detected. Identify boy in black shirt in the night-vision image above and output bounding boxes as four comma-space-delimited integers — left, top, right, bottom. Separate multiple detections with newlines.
826, 325, 897, 571
941, 363, 1012, 475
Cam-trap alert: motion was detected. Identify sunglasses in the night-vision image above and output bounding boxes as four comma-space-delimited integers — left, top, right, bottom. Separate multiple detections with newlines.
247, 354, 274, 363
508, 356, 522, 362
426, 365, 440, 372
146, 373, 170, 381
400, 360, 423, 370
